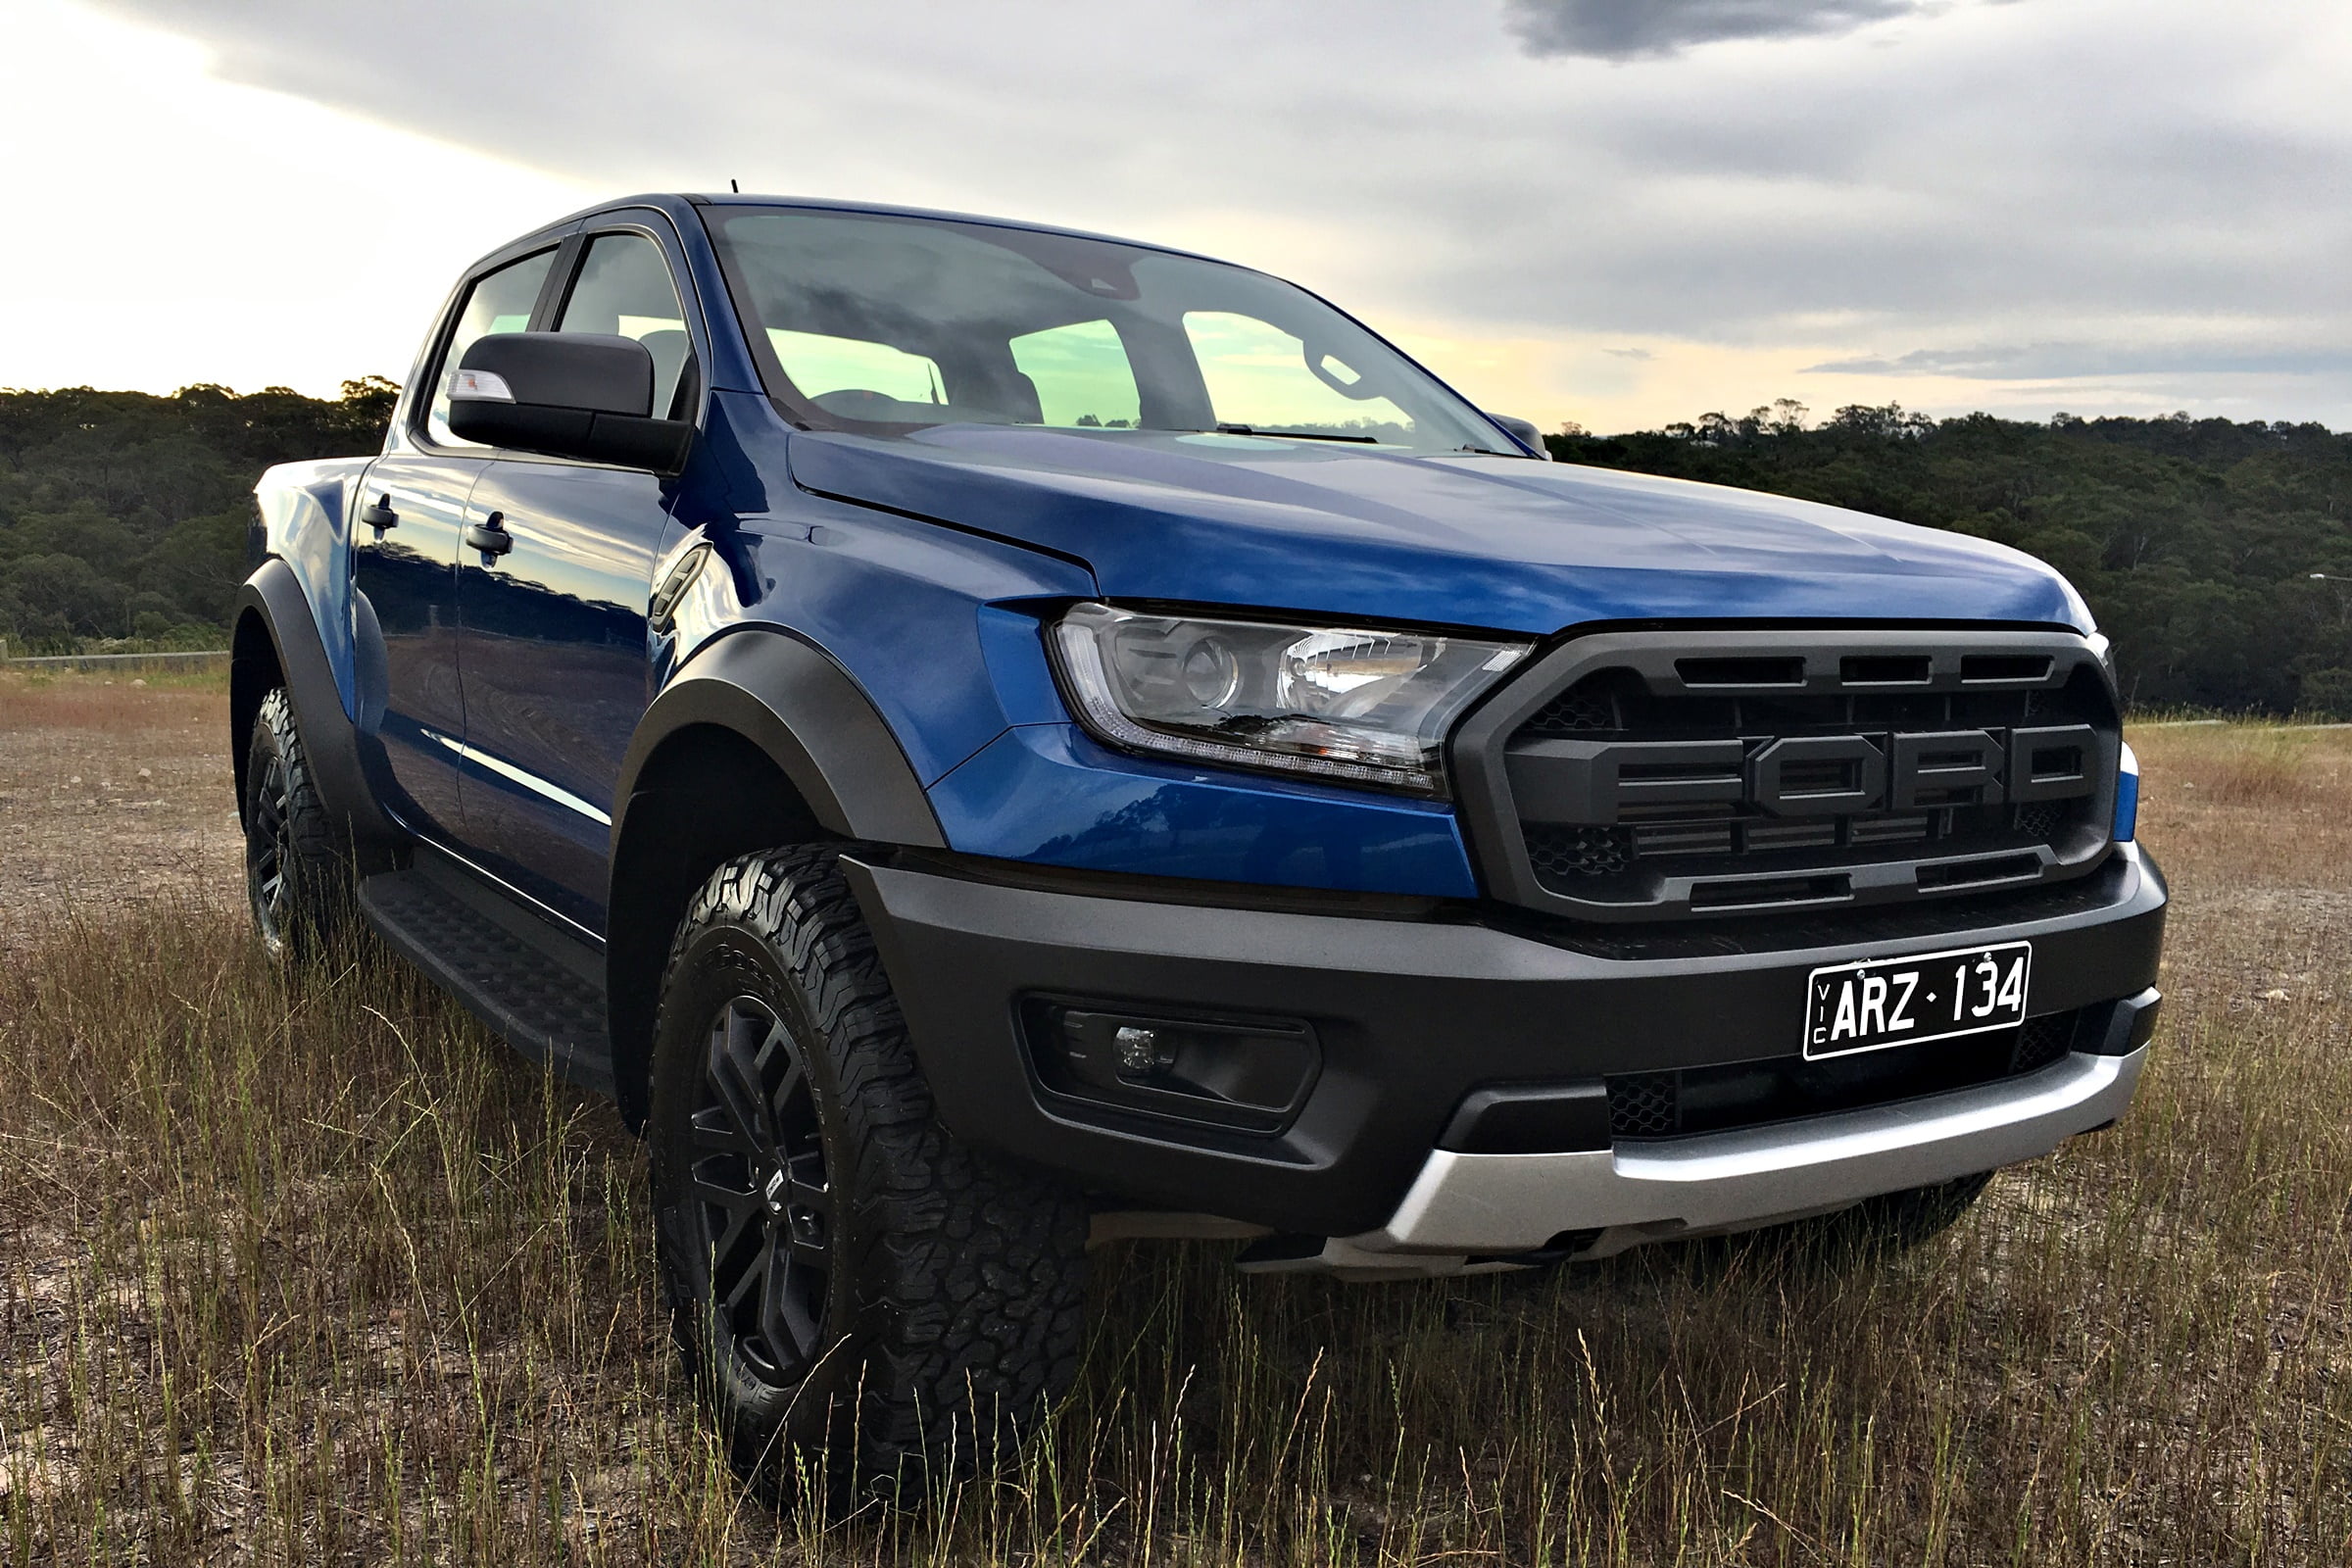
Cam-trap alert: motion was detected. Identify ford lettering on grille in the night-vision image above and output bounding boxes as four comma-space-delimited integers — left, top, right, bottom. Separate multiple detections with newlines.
1508, 724, 2099, 825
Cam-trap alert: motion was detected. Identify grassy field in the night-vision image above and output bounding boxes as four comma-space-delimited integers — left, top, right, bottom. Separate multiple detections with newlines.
4, 672, 2351, 1564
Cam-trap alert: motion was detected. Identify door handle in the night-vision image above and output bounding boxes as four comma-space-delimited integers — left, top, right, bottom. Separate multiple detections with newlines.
465, 513, 513, 562
359, 495, 398, 534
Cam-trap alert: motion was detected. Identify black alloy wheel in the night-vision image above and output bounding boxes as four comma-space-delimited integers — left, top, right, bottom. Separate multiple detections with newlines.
683, 993, 839, 1387
246, 744, 296, 948
647, 846, 1089, 1507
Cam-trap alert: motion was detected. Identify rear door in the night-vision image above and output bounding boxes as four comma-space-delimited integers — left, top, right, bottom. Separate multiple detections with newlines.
352, 243, 562, 844
454, 220, 702, 931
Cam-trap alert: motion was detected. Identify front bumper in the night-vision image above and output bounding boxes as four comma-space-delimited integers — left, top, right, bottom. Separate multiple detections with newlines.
844, 843, 2167, 1243
1342, 1039, 2143, 1266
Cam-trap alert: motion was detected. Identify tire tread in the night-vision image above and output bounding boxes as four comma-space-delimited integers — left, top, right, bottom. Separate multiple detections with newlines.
653, 844, 1086, 1494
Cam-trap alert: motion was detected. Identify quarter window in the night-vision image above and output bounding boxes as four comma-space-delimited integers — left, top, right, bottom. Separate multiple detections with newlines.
426, 249, 556, 447
557, 232, 693, 418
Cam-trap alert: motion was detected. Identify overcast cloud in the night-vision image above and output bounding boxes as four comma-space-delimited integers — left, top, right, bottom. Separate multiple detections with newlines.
1506, 0, 1932, 60
49, 0, 2352, 427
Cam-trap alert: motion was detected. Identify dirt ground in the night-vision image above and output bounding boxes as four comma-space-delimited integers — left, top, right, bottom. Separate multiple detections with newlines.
0, 670, 240, 956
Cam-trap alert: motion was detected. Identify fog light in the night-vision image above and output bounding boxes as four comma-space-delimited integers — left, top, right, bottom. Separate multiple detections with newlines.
1026, 1003, 1322, 1134
1114, 1025, 1168, 1075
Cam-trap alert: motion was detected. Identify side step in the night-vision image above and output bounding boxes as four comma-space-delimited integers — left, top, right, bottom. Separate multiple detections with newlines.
357, 847, 616, 1099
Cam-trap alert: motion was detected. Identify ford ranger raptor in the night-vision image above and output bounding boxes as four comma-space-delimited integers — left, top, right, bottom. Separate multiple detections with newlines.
235, 193, 2166, 1494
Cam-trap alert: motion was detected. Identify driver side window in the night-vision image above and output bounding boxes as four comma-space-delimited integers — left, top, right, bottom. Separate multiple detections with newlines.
557, 232, 695, 419
426, 249, 556, 447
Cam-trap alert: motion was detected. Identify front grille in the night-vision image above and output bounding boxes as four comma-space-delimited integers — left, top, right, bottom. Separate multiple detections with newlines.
1606, 1006, 2086, 1141
1454, 631, 2121, 923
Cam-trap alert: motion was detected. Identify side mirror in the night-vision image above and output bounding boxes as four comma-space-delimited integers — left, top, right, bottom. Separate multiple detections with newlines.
1485, 413, 1550, 459
448, 333, 693, 472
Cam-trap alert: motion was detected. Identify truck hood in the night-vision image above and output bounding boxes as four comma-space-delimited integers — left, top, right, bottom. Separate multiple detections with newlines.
786, 425, 2090, 635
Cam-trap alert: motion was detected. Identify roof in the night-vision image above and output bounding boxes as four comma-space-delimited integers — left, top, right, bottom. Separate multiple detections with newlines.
528, 191, 1229, 269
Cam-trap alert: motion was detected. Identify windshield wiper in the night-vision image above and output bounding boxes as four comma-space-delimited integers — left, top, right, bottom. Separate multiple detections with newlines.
1210, 423, 1380, 443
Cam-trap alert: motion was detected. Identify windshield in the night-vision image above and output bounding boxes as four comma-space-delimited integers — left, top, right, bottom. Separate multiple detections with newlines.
704, 207, 1515, 455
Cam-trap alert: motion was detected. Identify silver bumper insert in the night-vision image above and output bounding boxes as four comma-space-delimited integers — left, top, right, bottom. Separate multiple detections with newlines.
1314, 1046, 2143, 1269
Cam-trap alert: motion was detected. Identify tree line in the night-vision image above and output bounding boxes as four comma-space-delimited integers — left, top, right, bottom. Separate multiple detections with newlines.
0, 379, 397, 651
4, 380, 2347, 713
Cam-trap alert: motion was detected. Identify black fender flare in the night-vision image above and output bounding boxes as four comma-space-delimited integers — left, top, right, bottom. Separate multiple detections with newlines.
231, 560, 403, 858
611, 627, 945, 853
602, 627, 944, 1127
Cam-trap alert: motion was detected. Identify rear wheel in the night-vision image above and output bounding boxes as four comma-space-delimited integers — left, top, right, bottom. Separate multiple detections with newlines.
243, 687, 352, 961
647, 846, 1088, 1506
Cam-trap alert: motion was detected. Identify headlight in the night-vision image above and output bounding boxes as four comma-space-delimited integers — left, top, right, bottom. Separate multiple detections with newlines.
1050, 603, 1531, 795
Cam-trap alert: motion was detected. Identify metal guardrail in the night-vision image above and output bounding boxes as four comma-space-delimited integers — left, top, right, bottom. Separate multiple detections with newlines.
1, 649, 232, 672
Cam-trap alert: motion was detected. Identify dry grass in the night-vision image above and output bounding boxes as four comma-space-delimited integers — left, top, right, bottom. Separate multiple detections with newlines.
4, 698, 2352, 1563
2163, 725, 2333, 808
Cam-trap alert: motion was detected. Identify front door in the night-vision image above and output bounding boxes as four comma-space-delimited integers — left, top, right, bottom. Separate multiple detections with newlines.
454, 225, 697, 931
351, 242, 562, 847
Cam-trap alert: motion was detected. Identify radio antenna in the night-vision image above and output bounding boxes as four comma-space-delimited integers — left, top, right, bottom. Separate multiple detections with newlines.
729, 178, 739, 193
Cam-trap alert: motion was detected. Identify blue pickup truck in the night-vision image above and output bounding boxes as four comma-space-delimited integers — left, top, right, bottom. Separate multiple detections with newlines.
237, 192, 2166, 1497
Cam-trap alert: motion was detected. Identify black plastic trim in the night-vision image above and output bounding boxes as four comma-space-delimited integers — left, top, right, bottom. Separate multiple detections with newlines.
1440, 1082, 1612, 1153
2091, 986, 2162, 1054
612, 626, 946, 851
231, 561, 403, 859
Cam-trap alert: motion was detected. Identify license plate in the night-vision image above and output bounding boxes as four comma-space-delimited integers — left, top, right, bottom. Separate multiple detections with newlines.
1802, 941, 2033, 1060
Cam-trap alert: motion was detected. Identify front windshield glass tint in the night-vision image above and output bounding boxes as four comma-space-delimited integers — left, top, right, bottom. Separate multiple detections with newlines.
707, 208, 1507, 454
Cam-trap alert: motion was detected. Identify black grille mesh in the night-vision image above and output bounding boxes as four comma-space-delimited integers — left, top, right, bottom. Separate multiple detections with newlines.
2016, 802, 2066, 841
2010, 1012, 2076, 1074
1609, 1072, 1680, 1137
1521, 684, 1617, 736
1525, 824, 1631, 879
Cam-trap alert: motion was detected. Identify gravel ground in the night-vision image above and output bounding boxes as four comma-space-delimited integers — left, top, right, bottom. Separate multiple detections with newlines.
0, 671, 241, 957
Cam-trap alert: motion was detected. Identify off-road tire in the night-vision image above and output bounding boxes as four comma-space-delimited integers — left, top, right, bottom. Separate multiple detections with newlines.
646, 846, 1088, 1507
243, 687, 353, 962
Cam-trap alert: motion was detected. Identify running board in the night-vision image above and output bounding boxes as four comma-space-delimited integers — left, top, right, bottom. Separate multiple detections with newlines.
357, 847, 615, 1099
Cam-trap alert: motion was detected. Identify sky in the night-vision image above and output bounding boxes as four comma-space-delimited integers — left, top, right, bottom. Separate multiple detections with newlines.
2, 0, 2346, 434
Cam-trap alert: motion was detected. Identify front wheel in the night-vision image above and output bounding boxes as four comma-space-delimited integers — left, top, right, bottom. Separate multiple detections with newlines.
243, 687, 352, 961
646, 846, 1088, 1506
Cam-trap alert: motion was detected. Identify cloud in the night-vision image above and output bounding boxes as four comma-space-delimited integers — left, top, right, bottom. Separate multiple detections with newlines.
1504, 0, 1923, 59
53, 0, 2352, 429
1604, 347, 1654, 360
1804, 344, 2352, 379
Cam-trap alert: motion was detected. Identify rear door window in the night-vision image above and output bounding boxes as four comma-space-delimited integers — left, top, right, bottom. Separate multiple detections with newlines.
426, 249, 557, 446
